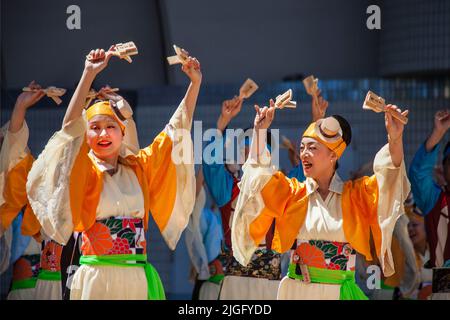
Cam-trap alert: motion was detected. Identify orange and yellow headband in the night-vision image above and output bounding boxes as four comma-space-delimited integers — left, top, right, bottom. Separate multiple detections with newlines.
405, 205, 424, 223
86, 101, 126, 132
302, 118, 347, 159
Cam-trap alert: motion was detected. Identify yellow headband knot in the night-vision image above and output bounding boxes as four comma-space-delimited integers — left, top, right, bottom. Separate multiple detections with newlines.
86, 101, 125, 132
302, 118, 347, 158
405, 205, 424, 223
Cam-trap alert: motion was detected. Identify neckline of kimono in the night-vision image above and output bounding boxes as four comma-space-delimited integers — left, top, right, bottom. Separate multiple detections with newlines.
88, 150, 129, 174
305, 172, 344, 196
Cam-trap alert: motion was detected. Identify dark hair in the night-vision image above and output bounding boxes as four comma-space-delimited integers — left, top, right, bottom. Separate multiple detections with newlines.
242, 127, 273, 148
331, 114, 352, 147
331, 115, 352, 170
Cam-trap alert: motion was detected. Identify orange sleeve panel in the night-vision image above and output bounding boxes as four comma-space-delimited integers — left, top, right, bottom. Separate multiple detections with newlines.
254, 172, 309, 253
342, 175, 380, 262
70, 138, 103, 233
136, 131, 177, 234
0, 153, 35, 231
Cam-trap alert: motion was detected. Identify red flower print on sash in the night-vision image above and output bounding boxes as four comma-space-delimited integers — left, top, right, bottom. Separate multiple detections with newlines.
108, 238, 132, 255
41, 241, 63, 271
122, 218, 141, 233
295, 240, 357, 271
327, 262, 341, 270
12, 258, 33, 281
294, 243, 327, 268
81, 222, 114, 255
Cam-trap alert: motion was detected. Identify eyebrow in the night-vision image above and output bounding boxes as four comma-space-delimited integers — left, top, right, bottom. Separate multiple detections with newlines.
300, 141, 318, 147
89, 120, 118, 125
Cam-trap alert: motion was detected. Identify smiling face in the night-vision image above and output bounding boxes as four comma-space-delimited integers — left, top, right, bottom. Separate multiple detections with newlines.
300, 137, 337, 179
87, 114, 123, 162
407, 214, 426, 248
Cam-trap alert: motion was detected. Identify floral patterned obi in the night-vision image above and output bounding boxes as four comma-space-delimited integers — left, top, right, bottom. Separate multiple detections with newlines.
40, 240, 63, 272
291, 240, 356, 274
81, 217, 146, 256
12, 254, 40, 282
217, 247, 281, 280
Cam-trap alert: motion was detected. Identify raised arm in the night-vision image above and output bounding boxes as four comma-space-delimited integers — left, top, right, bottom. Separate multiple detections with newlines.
409, 110, 449, 214
203, 97, 243, 207
202, 140, 234, 207
311, 89, 329, 122
231, 102, 310, 265
251, 99, 276, 161
385, 104, 409, 168
180, 55, 202, 123
63, 47, 115, 126
1, 81, 44, 174
9, 81, 45, 133
425, 110, 449, 152
216, 96, 243, 132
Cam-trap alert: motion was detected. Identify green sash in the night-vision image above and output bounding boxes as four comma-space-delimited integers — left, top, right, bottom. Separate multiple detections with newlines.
380, 280, 395, 291
208, 274, 224, 284
288, 263, 368, 300
11, 278, 37, 291
37, 270, 62, 281
80, 254, 165, 300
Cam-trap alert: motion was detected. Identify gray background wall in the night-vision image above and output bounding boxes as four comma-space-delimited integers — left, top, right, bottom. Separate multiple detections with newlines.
1, 0, 383, 90
2, 0, 450, 90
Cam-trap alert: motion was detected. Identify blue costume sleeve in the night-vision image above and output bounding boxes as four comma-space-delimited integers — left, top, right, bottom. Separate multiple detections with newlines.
200, 208, 223, 263
408, 143, 442, 215
202, 133, 234, 207
10, 212, 31, 264
288, 163, 305, 181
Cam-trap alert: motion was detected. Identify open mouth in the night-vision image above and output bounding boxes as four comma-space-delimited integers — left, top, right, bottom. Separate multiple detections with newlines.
97, 141, 112, 148
303, 161, 313, 170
